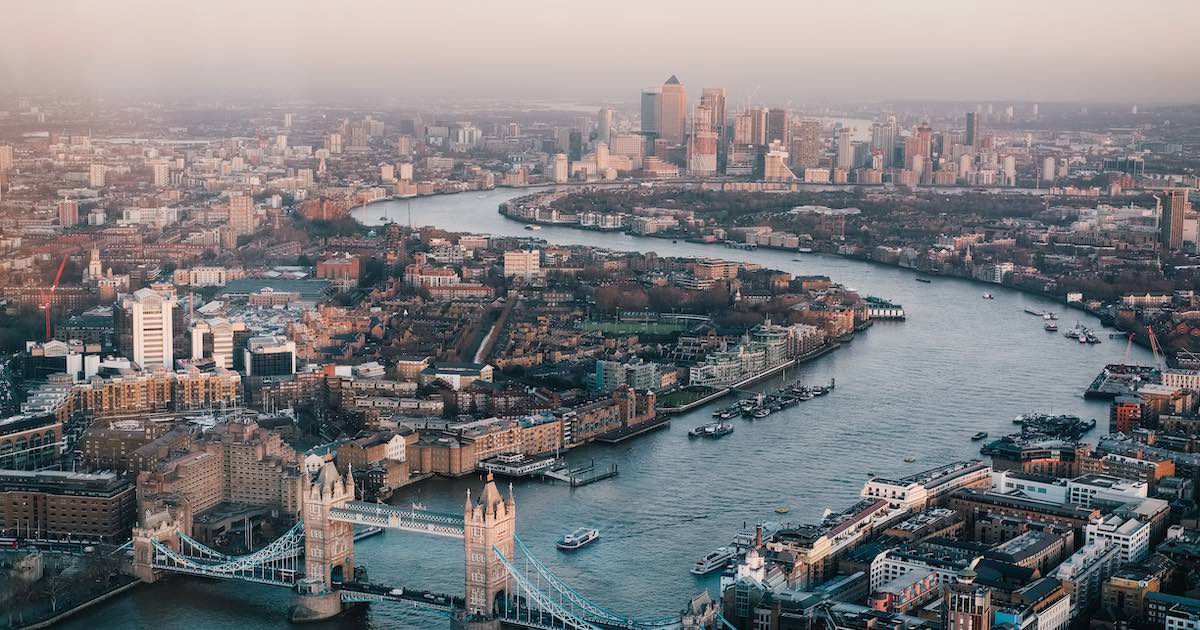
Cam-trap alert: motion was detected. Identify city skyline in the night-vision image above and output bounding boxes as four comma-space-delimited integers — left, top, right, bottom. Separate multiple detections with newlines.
3, 4, 1200, 628
3, 0, 1200, 103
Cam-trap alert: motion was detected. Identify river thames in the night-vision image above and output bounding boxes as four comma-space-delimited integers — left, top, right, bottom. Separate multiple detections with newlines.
63, 187, 1154, 629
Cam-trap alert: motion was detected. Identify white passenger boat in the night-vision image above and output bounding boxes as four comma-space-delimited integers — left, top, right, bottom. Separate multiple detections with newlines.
690, 546, 737, 575
556, 527, 599, 551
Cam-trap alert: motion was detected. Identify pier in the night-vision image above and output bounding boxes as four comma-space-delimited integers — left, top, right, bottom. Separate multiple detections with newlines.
476, 452, 559, 477
542, 460, 620, 487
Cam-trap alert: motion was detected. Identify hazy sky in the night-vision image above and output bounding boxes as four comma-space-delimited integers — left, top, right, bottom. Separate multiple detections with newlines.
3, 0, 1199, 104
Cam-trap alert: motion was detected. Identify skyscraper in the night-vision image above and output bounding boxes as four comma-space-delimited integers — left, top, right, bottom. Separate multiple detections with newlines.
700, 88, 727, 171
749, 108, 768, 147
228, 193, 256, 236
1042, 156, 1057, 183
0, 145, 13, 173
687, 105, 718, 176
89, 164, 106, 188
733, 111, 756, 146
1161, 188, 1189, 251
640, 88, 661, 137
658, 75, 687, 145
766, 108, 791, 147
117, 288, 177, 370
151, 161, 169, 187
871, 117, 898, 168
965, 112, 980, 148
597, 107, 612, 144
791, 120, 823, 170
568, 131, 584, 161
835, 129, 854, 170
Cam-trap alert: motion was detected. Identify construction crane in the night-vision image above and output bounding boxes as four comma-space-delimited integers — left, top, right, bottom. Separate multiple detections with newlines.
39, 254, 70, 341
1146, 324, 1164, 372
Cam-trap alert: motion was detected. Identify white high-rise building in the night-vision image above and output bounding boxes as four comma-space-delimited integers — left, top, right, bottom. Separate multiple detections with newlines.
120, 288, 176, 370
597, 107, 612, 144
836, 130, 854, 170
0, 145, 13, 173
1042, 156, 1057, 183
552, 154, 569, 183
89, 164, 107, 188
151, 161, 169, 187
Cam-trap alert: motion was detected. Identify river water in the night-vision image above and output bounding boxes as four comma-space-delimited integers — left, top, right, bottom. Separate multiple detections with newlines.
63, 188, 1153, 629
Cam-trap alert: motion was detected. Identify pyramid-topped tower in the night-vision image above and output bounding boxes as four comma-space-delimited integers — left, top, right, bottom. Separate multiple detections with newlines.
463, 473, 516, 616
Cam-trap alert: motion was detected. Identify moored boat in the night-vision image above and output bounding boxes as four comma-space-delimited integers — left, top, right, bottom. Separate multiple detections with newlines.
971, 431, 988, 441
689, 422, 734, 438
691, 546, 737, 575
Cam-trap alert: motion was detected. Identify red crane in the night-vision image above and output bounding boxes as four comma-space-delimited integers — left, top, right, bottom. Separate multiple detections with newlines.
39, 255, 70, 341
1146, 324, 1164, 372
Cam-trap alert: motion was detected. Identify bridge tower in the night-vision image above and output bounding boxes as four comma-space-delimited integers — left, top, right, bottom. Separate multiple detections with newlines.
463, 472, 516, 617
291, 462, 354, 623
131, 500, 192, 583
304, 462, 356, 586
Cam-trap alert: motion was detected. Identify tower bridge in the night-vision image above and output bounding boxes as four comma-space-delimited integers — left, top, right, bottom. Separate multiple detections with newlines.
130, 462, 725, 629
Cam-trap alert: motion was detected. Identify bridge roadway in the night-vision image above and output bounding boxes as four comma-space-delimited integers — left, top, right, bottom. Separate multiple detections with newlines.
328, 501, 466, 538
336, 581, 461, 612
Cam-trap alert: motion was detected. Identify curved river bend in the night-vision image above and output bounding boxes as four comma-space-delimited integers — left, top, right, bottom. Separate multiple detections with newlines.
63, 188, 1153, 629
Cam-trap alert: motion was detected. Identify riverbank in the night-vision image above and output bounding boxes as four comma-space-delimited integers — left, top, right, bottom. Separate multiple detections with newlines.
20, 576, 140, 630
657, 342, 843, 415
497, 200, 1134, 347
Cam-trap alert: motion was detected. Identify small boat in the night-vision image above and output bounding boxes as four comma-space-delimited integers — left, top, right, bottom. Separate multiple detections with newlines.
971, 431, 988, 441
691, 547, 737, 575
1048, 312, 1058, 320
557, 527, 600, 551
798, 391, 814, 401
792, 258, 804, 262
982, 293, 994, 299
411, 501, 427, 511
903, 457, 916, 463
689, 422, 734, 438
1044, 321, 1058, 332
915, 277, 932, 284
524, 225, 541, 230
752, 408, 771, 419
774, 506, 790, 514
